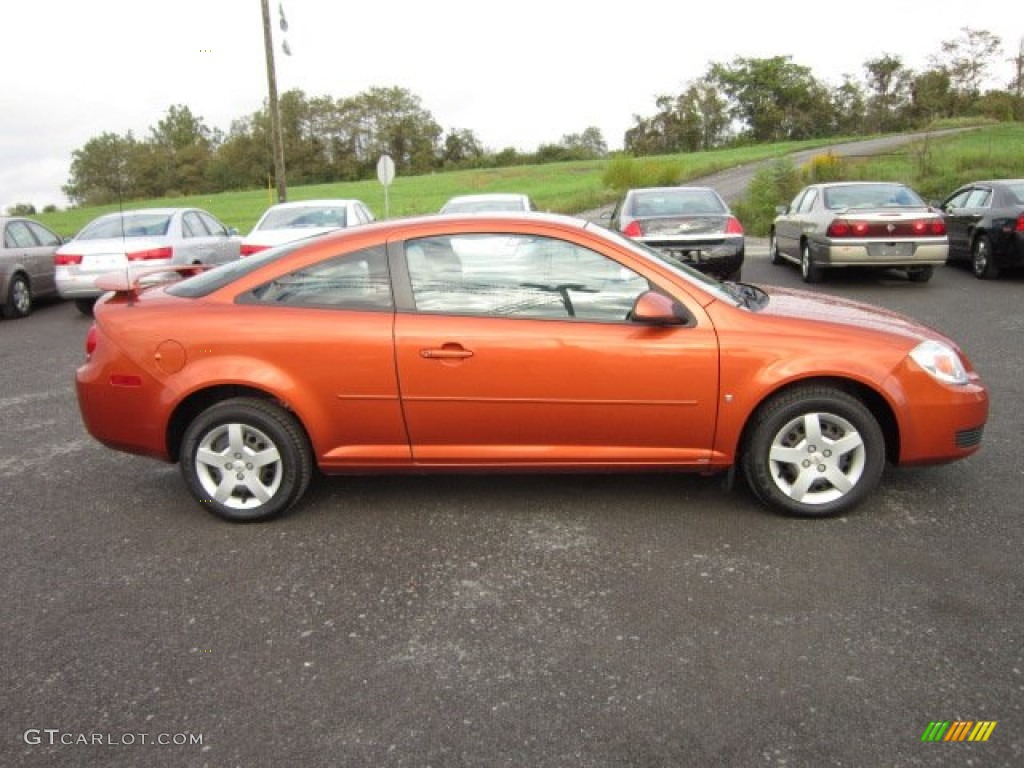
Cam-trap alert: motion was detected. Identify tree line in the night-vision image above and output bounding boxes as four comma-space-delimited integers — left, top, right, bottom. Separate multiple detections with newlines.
61, 27, 1021, 208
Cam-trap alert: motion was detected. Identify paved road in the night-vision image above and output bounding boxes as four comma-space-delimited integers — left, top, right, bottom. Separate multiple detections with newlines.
3, 256, 1022, 766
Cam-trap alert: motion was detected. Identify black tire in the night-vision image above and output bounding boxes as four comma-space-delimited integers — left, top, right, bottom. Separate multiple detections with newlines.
179, 398, 313, 522
907, 265, 934, 283
800, 242, 823, 283
769, 232, 785, 265
2, 273, 32, 319
74, 298, 96, 316
971, 235, 1000, 279
742, 386, 885, 518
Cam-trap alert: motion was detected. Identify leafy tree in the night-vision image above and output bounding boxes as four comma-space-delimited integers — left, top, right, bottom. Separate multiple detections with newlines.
6, 203, 37, 216
62, 131, 142, 205
708, 56, 834, 142
863, 54, 912, 132
933, 27, 1003, 111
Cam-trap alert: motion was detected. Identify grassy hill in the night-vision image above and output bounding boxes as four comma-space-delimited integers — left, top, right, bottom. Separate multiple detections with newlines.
34, 123, 1024, 239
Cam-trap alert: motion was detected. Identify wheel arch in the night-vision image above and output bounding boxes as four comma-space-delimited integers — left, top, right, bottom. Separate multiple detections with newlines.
166, 384, 311, 463
737, 376, 900, 465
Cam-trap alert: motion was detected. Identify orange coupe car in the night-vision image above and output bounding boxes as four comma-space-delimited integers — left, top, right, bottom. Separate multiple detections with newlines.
75, 213, 988, 522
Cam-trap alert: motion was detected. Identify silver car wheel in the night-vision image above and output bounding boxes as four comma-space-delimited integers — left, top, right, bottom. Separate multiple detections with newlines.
3, 274, 32, 319
194, 422, 284, 510
767, 411, 866, 506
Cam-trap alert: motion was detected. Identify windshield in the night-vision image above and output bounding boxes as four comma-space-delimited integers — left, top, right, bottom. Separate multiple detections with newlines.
258, 206, 348, 230
78, 213, 172, 240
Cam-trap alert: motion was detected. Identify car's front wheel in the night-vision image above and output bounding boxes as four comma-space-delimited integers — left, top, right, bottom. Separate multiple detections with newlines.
800, 242, 823, 283
742, 386, 885, 517
2, 273, 31, 319
180, 398, 313, 522
769, 232, 785, 265
972, 235, 1000, 279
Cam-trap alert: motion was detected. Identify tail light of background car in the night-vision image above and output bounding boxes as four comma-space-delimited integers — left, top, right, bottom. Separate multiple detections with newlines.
240, 243, 270, 256
622, 221, 643, 237
1016, 214, 1024, 232
725, 216, 744, 234
827, 219, 946, 237
55, 253, 83, 265
126, 246, 173, 261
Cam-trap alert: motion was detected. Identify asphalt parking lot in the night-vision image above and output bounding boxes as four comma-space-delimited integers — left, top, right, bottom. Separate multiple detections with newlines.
2, 247, 1022, 767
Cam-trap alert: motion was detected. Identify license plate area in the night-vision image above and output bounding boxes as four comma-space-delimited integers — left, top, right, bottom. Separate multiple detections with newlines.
868, 242, 913, 258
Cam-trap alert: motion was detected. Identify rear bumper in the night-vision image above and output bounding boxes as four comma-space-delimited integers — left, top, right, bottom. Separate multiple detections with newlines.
647, 241, 745, 278
815, 238, 947, 267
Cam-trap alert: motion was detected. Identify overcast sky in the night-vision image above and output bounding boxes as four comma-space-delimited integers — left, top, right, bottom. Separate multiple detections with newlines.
1, 1, 1018, 212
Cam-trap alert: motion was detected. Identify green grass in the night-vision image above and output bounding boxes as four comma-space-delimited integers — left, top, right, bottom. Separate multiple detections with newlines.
32, 125, 1023, 238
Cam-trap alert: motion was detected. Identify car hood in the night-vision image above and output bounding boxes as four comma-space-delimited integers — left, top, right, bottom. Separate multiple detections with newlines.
243, 227, 339, 247
757, 284, 952, 346
56, 237, 167, 255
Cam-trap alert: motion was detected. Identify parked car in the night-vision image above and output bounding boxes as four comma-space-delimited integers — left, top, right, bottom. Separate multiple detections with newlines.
241, 199, 376, 257
55, 208, 241, 315
605, 186, 745, 280
938, 179, 1024, 279
439, 193, 536, 214
1, 216, 64, 318
770, 182, 947, 284
74, 212, 988, 523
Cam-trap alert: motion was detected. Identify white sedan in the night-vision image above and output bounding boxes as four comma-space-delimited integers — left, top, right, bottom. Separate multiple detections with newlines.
240, 199, 376, 256
55, 208, 241, 314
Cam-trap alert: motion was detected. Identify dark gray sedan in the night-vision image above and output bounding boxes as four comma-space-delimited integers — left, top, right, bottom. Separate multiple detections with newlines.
770, 182, 947, 284
605, 186, 745, 280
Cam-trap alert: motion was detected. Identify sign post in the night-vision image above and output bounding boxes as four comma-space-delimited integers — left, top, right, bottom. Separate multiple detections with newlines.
376, 154, 396, 218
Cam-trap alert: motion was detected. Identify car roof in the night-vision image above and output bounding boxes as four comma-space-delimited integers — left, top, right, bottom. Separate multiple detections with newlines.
628, 186, 714, 194
444, 193, 529, 203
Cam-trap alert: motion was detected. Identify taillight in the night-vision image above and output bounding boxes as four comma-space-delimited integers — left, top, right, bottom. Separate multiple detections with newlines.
55, 253, 83, 266
912, 219, 946, 235
126, 246, 172, 261
240, 243, 269, 256
1015, 214, 1023, 233
85, 325, 97, 360
827, 220, 868, 237
623, 221, 642, 238
725, 216, 744, 234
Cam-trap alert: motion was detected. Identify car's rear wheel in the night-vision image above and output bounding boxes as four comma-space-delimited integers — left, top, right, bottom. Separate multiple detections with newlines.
74, 298, 96, 316
180, 398, 312, 522
2, 273, 31, 319
907, 265, 933, 283
800, 242, 823, 283
972, 235, 999, 279
742, 386, 885, 517
769, 232, 785, 265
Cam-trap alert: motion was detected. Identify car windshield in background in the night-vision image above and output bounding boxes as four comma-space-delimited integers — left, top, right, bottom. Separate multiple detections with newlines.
630, 189, 727, 217
79, 214, 172, 239
823, 184, 924, 210
442, 201, 527, 213
258, 206, 349, 230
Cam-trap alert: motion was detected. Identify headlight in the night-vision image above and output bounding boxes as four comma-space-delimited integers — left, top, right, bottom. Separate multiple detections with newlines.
909, 340, 969, 385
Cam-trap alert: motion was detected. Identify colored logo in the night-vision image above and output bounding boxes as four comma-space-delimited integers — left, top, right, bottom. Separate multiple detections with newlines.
921, 721, 997, 742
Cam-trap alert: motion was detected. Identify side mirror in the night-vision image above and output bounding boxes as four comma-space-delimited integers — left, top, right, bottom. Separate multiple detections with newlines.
227, 227, 239, 236
775, 205, 788, 215
630, 291, 690, 326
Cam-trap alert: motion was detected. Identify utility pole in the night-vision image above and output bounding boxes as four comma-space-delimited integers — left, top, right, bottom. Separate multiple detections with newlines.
261, 0, 287, 203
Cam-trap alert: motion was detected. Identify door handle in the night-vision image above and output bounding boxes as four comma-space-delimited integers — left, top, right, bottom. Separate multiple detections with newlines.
420, 346, 473, 360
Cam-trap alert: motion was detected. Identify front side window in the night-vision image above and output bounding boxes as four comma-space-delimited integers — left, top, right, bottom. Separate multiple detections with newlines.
198, 212, 228, 236
797, 189, 818, 213
405, 234, 650, 322
25, 221, 61, 247
243, 245, 391, 310
964, 188, 992, 209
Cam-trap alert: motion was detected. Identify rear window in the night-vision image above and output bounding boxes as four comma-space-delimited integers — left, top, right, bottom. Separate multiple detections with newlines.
166, 242, 305, 298
1005, 182, 1024, 204
823, 184, 923, 210
258, 206, 349, 230
79, 213, 171, 239
630, 189, 726, 217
